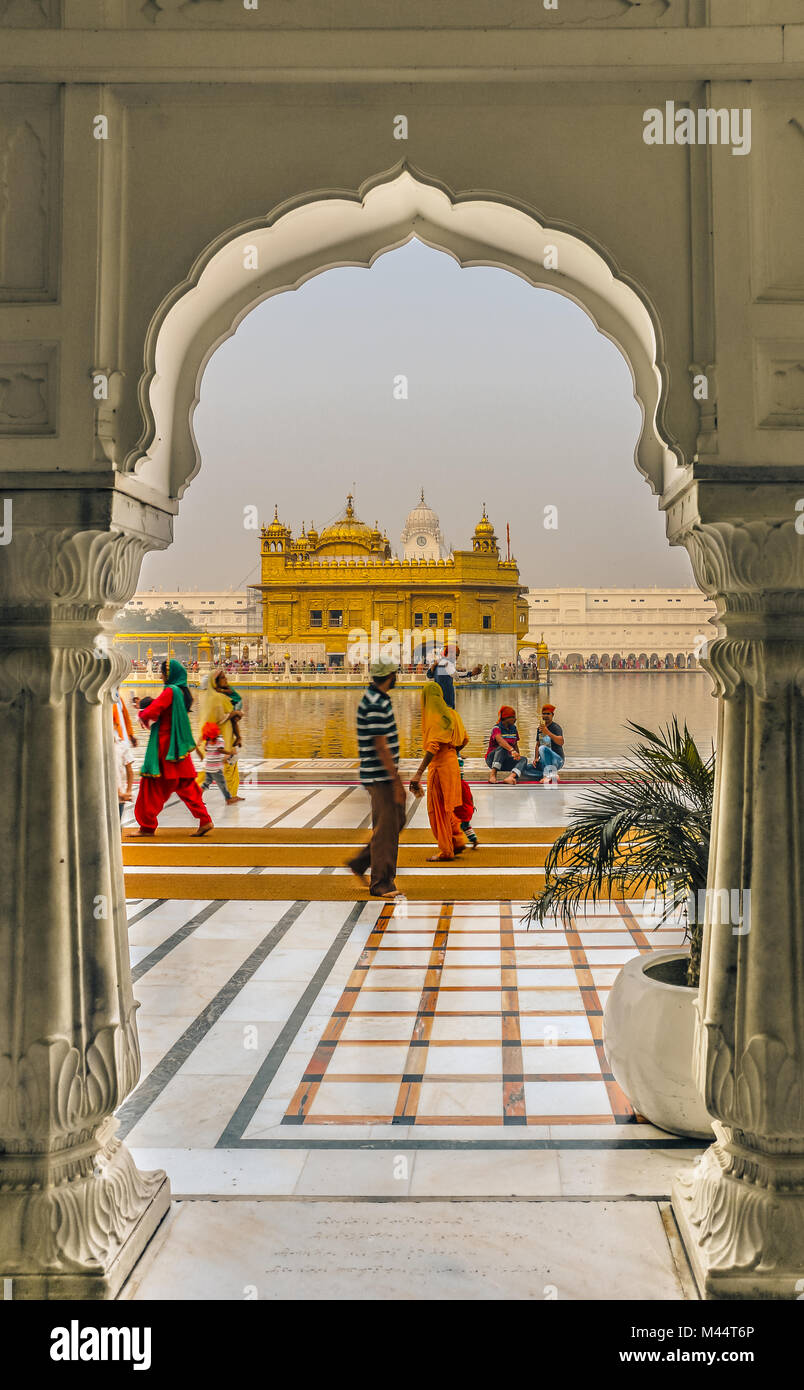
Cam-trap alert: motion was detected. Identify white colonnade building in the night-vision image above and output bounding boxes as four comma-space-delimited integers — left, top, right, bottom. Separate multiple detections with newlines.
523, 587, 719, 667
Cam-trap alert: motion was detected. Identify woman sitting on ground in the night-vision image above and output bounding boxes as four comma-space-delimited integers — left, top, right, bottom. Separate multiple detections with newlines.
485, 705, 528, 784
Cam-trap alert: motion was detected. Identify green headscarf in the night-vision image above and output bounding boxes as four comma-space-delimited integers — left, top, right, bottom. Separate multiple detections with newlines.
140, 659, 197, 777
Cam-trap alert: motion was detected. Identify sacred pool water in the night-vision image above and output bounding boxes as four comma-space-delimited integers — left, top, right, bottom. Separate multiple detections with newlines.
128, 672, 716, 763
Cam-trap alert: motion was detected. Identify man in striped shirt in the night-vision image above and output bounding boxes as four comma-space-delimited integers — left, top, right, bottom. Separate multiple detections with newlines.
347, 656, 406, 898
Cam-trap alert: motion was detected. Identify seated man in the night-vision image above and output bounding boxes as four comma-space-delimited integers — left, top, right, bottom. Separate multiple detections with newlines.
526, 703, 565, 781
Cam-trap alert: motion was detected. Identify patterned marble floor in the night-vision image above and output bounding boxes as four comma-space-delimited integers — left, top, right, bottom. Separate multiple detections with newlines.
282, 899, 656, 1127
121, 779, 704, 1204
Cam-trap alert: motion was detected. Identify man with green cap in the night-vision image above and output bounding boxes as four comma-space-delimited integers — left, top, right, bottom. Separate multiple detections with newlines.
347, 656, 406, 898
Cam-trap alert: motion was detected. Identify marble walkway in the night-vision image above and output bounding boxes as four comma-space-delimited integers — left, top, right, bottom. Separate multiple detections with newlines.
119, 776, 703, 1300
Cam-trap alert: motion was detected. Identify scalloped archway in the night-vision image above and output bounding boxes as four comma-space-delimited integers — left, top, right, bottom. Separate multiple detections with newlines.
130, 163, 683, 509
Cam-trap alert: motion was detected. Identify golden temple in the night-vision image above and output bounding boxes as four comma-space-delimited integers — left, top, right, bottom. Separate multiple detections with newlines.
252, 493, 529, 666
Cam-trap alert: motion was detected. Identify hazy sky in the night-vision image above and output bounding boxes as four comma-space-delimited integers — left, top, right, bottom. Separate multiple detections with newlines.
139, 238, 694, 594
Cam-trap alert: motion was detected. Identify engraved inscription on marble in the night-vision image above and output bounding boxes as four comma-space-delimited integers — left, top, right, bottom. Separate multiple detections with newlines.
125, 1201, 687, 1301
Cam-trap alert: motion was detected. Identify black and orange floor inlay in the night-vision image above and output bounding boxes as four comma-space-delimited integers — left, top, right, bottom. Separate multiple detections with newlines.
283, 900, 658, 1127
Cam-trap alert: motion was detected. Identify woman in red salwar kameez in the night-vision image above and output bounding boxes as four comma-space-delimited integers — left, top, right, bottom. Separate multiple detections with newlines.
134, 658, 213, 836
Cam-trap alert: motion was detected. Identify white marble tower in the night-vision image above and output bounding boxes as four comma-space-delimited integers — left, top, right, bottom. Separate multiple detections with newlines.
400, 490, 447, 561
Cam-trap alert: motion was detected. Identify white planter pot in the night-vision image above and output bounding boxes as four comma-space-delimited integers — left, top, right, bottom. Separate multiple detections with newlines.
602, 949, 714, 1140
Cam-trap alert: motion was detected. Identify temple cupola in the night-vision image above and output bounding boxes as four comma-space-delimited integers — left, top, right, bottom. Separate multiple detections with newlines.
401, 488, 446, 561
261, 505, 292, 554
472, 504, 498, 555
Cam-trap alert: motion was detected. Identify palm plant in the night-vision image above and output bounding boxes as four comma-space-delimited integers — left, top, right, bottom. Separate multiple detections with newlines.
524, 718, 714, 988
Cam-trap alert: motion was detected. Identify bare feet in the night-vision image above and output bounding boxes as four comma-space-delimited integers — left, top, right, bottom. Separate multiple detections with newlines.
193, 821, 214, 837
135, 827, 155, 836
488, 771, 498, 783
227, 796, 245, 804
371, 888, 404, 900
427, 853, 454, 862
503, 772, 518, 784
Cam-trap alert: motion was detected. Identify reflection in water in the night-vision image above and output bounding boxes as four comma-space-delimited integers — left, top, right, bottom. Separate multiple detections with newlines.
129, 673, 716, 762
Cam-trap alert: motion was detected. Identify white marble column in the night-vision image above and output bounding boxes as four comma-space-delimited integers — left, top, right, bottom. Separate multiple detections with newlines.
0, 494, 171, 1298
666, 469, 804, 1297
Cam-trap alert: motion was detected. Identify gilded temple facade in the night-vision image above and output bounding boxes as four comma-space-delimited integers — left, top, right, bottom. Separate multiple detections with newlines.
253, 494, 529, 666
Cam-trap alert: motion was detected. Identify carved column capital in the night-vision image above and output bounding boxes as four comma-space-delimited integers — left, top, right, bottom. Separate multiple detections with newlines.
0, 643, 132, 706
0, 523, 150, 705
0, 524, 150, 613
684, 516, 801, 597
701, 638, 804, 701
663, 468, 804, 654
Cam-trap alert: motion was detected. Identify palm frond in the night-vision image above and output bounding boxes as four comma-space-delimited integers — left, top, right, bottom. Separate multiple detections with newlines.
524, 718, 714, 989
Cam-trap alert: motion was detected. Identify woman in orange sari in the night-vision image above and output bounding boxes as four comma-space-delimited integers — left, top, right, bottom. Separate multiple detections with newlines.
409, 680, 469, 862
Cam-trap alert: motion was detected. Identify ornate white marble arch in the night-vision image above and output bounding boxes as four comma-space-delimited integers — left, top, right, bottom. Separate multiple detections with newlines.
129, 162, 682, 507
3, 154, 802, 1304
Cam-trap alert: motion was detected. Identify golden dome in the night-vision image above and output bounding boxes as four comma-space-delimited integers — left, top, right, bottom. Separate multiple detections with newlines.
317, 494, 375, 551
263, 504, 289, 536
474, 504, 495, 538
